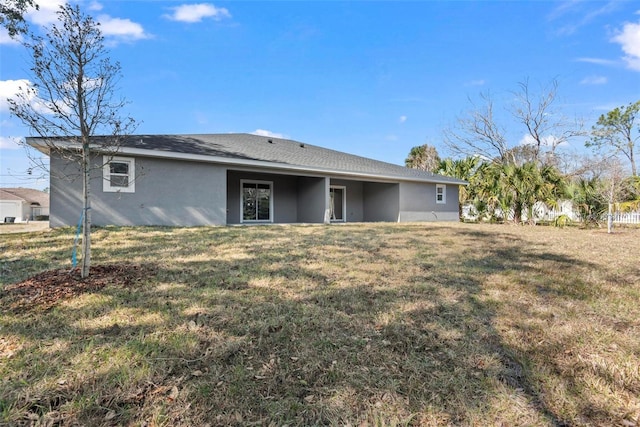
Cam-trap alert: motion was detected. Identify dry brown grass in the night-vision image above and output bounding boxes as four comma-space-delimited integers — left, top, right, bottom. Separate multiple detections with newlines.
0, 221, 49, 235
1, 223, 639, 426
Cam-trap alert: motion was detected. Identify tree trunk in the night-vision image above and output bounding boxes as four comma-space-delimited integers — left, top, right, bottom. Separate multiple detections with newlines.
81, 147, 91, 278
513, 201, 522, 224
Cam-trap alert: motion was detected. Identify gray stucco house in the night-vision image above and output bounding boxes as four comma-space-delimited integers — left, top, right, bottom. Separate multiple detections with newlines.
27, 134, 466, 227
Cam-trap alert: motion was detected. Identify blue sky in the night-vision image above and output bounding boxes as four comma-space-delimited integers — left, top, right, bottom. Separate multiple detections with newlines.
1, 0, 639, 190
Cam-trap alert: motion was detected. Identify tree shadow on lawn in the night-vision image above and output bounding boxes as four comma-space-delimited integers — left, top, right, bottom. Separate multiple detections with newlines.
0, 224, 624, 426
0, 231, 75, 286
450, 226, 640, 425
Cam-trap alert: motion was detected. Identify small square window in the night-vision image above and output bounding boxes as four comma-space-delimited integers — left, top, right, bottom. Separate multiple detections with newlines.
436, 184, 446, 204
103, 156, 135, 193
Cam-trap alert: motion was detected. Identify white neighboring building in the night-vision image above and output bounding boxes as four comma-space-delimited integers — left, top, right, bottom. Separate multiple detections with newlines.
0, 188, 50, 222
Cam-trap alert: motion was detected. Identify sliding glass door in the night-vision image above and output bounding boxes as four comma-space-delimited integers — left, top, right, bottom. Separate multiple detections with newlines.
241, 180, 272, 222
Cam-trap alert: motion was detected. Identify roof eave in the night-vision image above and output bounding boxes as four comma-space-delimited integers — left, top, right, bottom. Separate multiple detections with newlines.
116, 146, 467, 185
26, 138, 467, 185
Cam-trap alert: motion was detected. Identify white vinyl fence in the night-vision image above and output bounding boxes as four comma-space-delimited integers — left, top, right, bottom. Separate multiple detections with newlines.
540, 209, 640, 224
463, 201, 640, 225
610, 211, 640, 224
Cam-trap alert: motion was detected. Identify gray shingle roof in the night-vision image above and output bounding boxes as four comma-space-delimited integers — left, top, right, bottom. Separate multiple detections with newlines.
0, 188, 49, 206
27, 133, 466, 185
119, 134, 466, 185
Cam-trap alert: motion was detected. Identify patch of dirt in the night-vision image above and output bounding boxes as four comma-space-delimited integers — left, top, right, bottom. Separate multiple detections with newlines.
1, 264, 154, 312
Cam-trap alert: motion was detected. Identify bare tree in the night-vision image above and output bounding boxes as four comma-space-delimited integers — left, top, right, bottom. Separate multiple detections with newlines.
443, 91, 511, 164
9, 4, 136, 278
598, 158, 628, 233
405, 144, 441, 172
444, 79, 583, 166
1, 0, 37, 37
511, 78, 584, 164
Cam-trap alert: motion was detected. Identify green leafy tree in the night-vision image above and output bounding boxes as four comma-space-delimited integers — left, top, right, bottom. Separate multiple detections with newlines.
405, 144, 441, 172
587, 101, 640, 177
9, 4, 137, 278
1, 0, 37, 37
618, 176, 640, 205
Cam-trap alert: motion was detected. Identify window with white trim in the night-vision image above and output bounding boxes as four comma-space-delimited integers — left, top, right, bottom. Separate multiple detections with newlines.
103, 156, 135, 193
436, 184, 446, 204
241, 180, 273, 222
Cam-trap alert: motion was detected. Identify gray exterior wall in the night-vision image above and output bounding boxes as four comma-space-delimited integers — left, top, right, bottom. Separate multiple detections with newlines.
227, 170, 299, 224
363, 182, 400, 222
330, 179, 364, 222
296, 176, 328, 224
48, 152, 462, 227
398, 182, 460, 222
49, 153, 227, 227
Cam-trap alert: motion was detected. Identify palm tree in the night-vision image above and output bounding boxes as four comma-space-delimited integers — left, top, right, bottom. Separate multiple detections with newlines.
500, 163, 526, 223
471, 161, 567, 224
437, 156, 480, 219
405, 144, 441, 172
570, 178, 607, 226
464, 161, 501, 221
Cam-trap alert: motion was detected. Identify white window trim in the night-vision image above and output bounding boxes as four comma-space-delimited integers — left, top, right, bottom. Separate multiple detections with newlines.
436, 184, 446, 204
240, 179, 274, 223
330, 185, 346, 222
103, 156, 135, 193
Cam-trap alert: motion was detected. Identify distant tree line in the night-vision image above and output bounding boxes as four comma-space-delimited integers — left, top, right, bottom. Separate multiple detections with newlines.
405, 81, 639, 226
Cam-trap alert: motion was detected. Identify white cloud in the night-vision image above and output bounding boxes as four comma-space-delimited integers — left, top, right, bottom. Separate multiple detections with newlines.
519, 134, 565, 147
26, 0, 66, 27
98, 15, 150, 42
465, 79, 486, 86
164, 3, 231, 23
386, 134, 398, 142
0, 79, 54, 115
575, 57, 618, 66
399, 115, 407, 123
0, 27, 21, 45
23, 1, 149, 44
0, 136, 23, 150
519, 134, 536, 146
594, 102, 624, 112
88, 1, 103, 12
252, 129, 286, 139
548, 1, 620, 36
0, 79, 28, 113
580, 75, 608, 85
612, 17, 640, 71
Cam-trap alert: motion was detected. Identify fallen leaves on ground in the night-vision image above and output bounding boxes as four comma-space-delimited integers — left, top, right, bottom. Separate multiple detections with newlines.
1, 264, 153, 312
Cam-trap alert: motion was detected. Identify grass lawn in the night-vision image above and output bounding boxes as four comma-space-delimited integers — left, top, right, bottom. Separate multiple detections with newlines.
1, 222, 639, 426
